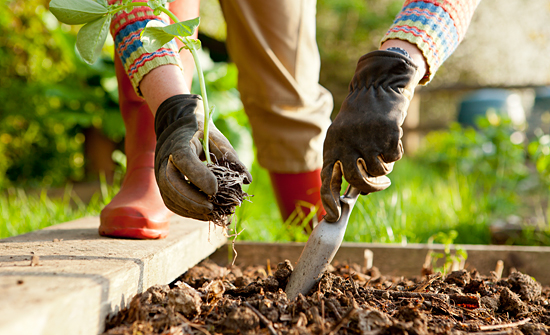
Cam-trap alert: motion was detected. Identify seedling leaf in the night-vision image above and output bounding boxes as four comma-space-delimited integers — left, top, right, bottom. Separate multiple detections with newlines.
49, 0, 109, 25
76, 15, 112, 64
147, 0, 167, 10
184, 38, 201, 50
162, 17, 199, 37
141, 21, 175, 53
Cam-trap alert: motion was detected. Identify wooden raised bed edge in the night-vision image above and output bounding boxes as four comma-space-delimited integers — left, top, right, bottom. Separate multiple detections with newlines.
209, 242, 550, 286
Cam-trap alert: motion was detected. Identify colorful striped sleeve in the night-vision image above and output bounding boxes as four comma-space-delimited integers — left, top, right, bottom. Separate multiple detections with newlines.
108, 0, 182, 96
381, 0, 481, 84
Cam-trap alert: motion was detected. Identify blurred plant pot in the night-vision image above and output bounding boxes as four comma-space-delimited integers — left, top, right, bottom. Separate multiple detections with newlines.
458, 89, 525, 128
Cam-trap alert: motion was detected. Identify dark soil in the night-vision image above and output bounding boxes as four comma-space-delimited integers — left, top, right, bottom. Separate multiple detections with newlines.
206, 160, 249, 226
103, 259, 550, 335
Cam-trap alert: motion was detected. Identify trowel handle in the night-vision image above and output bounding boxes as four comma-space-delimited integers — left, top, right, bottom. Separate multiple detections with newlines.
342, 185, 360, 201
338, 185, 360, 221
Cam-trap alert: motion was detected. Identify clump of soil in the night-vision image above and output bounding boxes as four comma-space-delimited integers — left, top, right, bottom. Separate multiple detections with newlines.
206, 160, 250, 226
103, 260, 550, 335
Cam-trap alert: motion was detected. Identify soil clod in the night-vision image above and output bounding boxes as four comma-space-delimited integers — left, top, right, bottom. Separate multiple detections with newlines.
508, 270, 542, 302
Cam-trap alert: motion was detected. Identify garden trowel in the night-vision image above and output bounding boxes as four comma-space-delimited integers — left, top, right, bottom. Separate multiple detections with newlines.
285, 185, 360, 301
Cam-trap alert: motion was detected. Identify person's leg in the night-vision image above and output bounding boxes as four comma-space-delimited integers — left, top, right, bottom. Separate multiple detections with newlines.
100, 0, 199, 239
99, 54, 173, 239
220, 0, 332, 224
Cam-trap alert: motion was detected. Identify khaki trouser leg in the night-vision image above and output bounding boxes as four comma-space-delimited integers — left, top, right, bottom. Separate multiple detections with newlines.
220, 0, 333, 173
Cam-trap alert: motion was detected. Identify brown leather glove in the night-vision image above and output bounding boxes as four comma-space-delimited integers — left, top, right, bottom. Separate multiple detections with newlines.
154, 94, 252, 221
321, 50, 419, 222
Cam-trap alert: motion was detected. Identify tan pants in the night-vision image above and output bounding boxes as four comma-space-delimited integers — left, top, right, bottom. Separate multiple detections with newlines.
219, 0, 333, 173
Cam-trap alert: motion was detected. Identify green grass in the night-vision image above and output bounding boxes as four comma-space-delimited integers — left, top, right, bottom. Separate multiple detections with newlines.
344, 159, 492, 245
0, 174, 120, 239
233, 163, 315, 243
1, 187, 93, 238
0, 157, 508, 245
235, 158, 492, 245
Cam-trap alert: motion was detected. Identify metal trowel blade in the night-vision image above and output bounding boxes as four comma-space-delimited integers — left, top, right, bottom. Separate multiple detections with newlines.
285, 186, 360, 301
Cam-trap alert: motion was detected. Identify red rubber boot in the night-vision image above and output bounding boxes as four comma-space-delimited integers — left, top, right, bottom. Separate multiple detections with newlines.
269, 169, 326, 228
98, 55, 173, 239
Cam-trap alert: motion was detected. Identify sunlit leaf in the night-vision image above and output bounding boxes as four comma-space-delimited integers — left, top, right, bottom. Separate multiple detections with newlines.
76, 15, 112, 64
140, 18, 200, 53
162, 17, 199, 37
140, 21, 175, 53
147, 0, 167, 10
49, 0, 109, 25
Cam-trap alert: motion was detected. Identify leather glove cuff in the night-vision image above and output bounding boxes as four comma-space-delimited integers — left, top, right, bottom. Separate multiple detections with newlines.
154, 94, 202, 143
350, 50, 419, 103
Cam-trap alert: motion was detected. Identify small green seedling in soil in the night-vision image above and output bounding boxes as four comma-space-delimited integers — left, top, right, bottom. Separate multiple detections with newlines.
49, 0, 248, 224
427, 230, 468, 275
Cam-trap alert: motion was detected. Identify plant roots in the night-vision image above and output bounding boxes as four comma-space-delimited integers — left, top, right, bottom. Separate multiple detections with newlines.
207, 160, 249, 226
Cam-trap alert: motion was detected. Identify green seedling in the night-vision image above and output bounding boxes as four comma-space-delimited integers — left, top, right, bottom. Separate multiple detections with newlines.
49, 0, 248, 223
50, 0, 213, 163
427, 230, 468, 275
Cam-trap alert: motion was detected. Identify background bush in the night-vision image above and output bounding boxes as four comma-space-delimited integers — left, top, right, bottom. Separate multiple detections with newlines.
0, 0, 122, 190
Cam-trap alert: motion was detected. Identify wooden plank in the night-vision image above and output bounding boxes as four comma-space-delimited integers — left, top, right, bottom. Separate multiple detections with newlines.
0, 216, 226, 335
210, 242, 550, 285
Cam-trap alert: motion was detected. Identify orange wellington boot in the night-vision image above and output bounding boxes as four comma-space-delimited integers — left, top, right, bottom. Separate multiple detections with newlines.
269, 169, 326, 228
98, 55, 173, 239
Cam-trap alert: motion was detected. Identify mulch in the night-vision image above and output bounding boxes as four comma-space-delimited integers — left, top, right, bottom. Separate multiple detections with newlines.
103, 258, 549, 334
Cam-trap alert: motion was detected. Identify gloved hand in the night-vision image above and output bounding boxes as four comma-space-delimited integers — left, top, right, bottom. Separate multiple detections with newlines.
154, 94, 252, 221
321, 50, 420, 222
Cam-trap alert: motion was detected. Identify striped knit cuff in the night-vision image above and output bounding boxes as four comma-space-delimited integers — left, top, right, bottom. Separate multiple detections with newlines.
109, 1, 182, 96
381, 0, 480, 85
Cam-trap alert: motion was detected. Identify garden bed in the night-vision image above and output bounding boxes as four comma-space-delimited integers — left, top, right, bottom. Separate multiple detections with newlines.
103, 243, 550, 334
103, 258, 549, 334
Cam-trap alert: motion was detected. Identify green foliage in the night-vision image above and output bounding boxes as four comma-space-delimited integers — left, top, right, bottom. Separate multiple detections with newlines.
0, 175, 121, 239
76, 15, 112, 64
528, 132, 550, 186
419, 114, 527, 179
49, 0, 112, 64
428, 230, 468, 275
49, 0, 201, 65
0, 0, 123, 190
317, 0, 404, 106
140, 21, 178, 52
1, 109, 85, 189
345, 159, 492, 245
49, 0, 109, 25
140, 18, 200, 53
158, 18, 199, 39
1, 152, 125, 238
416, 113, 528, 218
